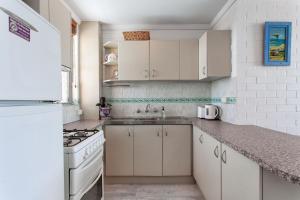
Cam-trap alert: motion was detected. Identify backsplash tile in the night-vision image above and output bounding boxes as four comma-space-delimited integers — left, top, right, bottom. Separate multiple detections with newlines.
103, 82, 237, 118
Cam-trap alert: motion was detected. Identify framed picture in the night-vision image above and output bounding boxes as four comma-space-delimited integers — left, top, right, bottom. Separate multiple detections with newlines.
264, 22, 292, 66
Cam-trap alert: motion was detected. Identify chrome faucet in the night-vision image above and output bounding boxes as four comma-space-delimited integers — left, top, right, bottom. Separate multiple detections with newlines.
145, 104, 151, 113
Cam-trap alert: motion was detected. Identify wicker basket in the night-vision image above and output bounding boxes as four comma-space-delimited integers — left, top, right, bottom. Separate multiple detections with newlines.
123, 31, 150, 40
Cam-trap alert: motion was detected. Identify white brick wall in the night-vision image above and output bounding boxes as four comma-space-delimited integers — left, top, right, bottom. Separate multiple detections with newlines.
211, 0, 300, 135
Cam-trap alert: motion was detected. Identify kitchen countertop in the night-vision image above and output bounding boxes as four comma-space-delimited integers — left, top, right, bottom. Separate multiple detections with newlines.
103, 117, 300, 184
63, 119, 105, 130
192, 119, 300, 185
71, 117, 300, 184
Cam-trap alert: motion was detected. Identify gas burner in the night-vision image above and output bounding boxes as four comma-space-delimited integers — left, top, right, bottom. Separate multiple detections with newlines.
63, 129, 100, 147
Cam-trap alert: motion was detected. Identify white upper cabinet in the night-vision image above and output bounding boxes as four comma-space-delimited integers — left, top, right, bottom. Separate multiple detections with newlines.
118, 41, 150, 80
150, 40, 180, 80
199, 30, 231, 81
49, 0, 72, 68
180, 40, 199, 80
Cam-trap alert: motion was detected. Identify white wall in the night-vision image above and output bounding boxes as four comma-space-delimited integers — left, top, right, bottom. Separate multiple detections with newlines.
211, 0, 300, 135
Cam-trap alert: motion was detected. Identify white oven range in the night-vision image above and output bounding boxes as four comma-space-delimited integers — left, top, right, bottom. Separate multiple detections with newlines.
64, 128, 105, 200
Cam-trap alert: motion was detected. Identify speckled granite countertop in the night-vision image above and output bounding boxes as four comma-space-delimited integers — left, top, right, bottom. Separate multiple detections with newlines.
63, 120, 105, 130
192, 119, 300, 185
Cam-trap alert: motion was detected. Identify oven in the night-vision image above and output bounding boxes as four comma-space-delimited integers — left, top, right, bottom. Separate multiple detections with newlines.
69, 147, 104, 200
64, 129, 105, 200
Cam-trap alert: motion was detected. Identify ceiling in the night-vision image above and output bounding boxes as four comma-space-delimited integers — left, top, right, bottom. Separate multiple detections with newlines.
65, 0, 228, 24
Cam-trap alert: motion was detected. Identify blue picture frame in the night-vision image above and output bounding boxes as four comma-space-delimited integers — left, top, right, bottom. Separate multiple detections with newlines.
264, 22, 292, 66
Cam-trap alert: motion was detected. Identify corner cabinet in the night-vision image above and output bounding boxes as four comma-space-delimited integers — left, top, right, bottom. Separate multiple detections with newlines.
199, 30, 231, 81
193, 126, 261, 200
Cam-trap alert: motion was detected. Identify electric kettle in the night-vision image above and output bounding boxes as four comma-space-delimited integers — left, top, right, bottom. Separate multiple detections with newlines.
204, 104, 220, 120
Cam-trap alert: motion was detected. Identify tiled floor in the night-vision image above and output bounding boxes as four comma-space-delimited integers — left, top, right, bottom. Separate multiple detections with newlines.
104, 184, 205, 200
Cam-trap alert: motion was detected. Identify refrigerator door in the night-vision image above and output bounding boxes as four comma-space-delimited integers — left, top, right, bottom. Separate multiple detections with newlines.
0, 0, 61, 101
0, 104, 64, 200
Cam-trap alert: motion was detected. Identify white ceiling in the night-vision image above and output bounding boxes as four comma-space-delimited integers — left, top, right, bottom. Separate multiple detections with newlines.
65, 0, 228, 24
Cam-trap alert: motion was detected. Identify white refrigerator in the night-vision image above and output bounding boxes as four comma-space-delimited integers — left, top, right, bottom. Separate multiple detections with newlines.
0, 1, 64, 200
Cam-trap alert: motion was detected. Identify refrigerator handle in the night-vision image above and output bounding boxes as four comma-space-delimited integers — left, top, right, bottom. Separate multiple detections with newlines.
0, 6, 38, 32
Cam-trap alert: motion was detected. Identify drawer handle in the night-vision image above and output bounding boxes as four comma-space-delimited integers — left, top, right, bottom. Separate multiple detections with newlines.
214, 145, 219, 158
199, 134, 203, 144
221, 150, 227, 164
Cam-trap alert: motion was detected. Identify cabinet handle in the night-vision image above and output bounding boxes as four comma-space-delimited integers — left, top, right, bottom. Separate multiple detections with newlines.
152, 69, 155, 78
214, 145, 219, 158
145, 69, 149, 78
128, 131, 131, 137
157, 131, 160, 137
221, 150, 227, 164
165, 129, 168, 136
199, 134, 203, 144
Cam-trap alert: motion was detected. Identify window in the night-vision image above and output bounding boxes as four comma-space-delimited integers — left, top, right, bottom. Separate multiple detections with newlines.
61, 67, 71, 103
61, 18, 79, 104
72, 19, 80, 105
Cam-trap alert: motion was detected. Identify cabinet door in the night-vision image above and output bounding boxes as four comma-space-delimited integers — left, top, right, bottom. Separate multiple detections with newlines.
118, 41, 150, 80
150, 40, 180, 80
134, 125, 162, 176
263, 170, 300, 200
201, 131, 221, 200
49, 0, 72, 68
193, 126, 201, 185
163, 125, 192, 176
222, 144, 261, 200
198, 33, 207, 80
40, 0, 49, 20
105, 126, 134, 176
180, 40, 199, 80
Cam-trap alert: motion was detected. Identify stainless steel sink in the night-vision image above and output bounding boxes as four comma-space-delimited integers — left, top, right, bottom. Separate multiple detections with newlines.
105, 116, 191, 125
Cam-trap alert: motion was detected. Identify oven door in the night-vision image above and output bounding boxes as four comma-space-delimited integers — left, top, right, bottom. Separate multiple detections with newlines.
69, 148, 103, 200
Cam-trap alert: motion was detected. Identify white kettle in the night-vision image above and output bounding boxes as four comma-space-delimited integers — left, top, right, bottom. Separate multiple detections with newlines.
204, 105, 220, 120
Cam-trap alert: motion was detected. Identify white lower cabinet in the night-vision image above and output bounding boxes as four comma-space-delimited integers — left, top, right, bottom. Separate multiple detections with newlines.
263, 170, 300, 200
221, 144, 261, 200
105, 125, 192, 177
105, 125, 134, 176
134, 125, 163, 176
193, 127, 221, 200
193, 126, 261, 200
163, 125, 192, 176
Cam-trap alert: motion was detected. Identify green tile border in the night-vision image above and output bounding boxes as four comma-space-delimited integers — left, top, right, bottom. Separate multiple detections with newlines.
107, 97, 237, 104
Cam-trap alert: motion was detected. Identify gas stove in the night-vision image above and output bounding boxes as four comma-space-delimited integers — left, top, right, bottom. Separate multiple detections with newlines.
63, 129, 99, 147
63, 127, 105, 200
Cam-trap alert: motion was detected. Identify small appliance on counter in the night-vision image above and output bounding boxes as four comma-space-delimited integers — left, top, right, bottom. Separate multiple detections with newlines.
198, 106, 205, 119
96, 97, 112, 119
198, 105, 221, 120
